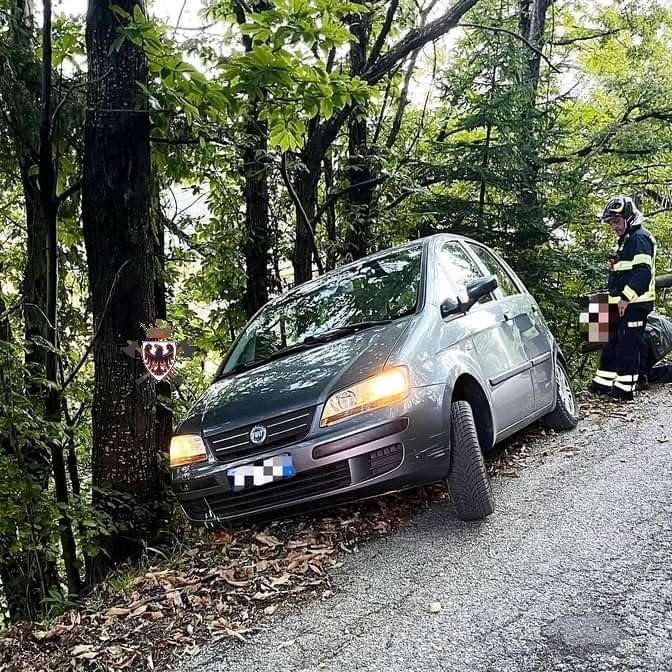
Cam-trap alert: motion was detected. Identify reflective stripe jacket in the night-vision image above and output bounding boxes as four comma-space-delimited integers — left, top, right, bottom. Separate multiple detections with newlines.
607, 224, 656, 308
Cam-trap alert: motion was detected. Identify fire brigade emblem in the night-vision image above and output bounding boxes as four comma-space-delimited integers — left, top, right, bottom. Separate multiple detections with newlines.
122, 319, 196, 386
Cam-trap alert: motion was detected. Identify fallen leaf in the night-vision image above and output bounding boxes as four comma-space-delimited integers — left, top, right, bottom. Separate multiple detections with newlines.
278, 639, 295, 650
72, 644, 98, 659
255, 533, 282, 547
131, 604, 148, 618
264, 604, 279, 615
428, 601, 442, 613
106, 606, 131, 618
269, 573, 292, 587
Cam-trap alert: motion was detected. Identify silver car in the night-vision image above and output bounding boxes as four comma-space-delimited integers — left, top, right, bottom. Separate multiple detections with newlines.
170, 234, 578, 525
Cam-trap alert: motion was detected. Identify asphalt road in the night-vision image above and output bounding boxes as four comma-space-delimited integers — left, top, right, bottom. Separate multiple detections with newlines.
177, 386, 672, 672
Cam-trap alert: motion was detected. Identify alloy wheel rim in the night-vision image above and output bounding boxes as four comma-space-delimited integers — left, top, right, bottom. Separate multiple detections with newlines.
556, 362, 576, 416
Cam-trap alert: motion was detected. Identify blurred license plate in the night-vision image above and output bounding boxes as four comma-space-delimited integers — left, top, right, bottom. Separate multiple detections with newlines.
227, 454, 295, 491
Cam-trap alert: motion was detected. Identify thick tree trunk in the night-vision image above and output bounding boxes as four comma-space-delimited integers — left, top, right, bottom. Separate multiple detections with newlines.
40, 0, 81, 597
343, 15, 372, 262
515, 0, 551, 236
242, 115, 270, 317
232, 1, 271, 316
82, 0, 161, 580
292, 154, 320, 285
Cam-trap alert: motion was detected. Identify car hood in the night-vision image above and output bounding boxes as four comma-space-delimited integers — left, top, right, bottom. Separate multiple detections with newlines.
178, 319, 413, 436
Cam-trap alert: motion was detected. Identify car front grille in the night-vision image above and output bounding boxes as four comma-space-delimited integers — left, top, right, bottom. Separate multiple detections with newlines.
207, 406, 316, 463
179, 443, 407, 523
203, 459, 352, 519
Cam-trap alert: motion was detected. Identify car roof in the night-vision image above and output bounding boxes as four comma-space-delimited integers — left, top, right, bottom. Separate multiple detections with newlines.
264, 233, 479, 309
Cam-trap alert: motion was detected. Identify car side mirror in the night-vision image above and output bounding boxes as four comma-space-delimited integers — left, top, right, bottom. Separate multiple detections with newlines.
440, 276, 498, 319
466, 275, 498, 303
440, 297, 461, 319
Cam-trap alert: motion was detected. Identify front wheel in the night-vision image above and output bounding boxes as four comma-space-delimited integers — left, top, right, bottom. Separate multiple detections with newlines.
542, 358, 579, 431
446, 400, 495, 521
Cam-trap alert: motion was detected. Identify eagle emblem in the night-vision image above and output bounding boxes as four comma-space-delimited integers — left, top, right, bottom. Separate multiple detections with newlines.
122, 319, 196, 386
140, 321, 177, 382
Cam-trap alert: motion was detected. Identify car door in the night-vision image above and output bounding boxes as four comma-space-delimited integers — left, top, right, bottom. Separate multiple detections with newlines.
465, 242, 555, 412
437, 241, 534, 431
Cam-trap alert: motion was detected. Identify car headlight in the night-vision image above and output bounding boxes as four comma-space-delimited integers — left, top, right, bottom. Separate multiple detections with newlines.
320, 366, 410, 427
170, 434, 208, 468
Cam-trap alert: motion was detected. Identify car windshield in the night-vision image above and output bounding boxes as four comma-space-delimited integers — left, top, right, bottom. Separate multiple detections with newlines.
220, 244, 424, 375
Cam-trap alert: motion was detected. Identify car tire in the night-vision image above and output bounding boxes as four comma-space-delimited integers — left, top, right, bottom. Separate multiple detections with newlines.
542, 358, 579, 431
446, 400, 495, 521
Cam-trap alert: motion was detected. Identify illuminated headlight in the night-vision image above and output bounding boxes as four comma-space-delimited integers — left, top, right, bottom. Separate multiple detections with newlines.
320, 366, 410, 427
170, 434, 208, 468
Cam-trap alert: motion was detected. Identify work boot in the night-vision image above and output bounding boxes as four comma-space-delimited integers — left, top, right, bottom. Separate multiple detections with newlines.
612, 387, 634, 402
636, 374, 650, 391
589, 381, 612, 397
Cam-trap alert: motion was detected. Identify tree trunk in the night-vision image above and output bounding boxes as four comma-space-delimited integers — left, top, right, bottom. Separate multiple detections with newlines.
323, 156, 337, 271
514, 0, 552, 245
15, 0, 62, 615
154, 191, 173, 495
232, 1, 272, 317
292, 149, 321, 285
242, 115, 271, 317
82, 0, 161, 581
40, 0, 81, 597
343, 15, 372, 262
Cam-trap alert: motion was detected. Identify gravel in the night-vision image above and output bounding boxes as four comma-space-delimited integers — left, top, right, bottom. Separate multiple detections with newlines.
175, 386, 672, 672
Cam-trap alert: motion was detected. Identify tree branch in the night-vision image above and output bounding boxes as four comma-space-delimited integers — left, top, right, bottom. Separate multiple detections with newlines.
50, 69, 112, 133
458, 22, 560, 73
57, 178, 82, 204
314, 175, 389, 226
61, 260, 130, 393
549, 29, 619, 46
647, 207, 672, 218
366, 0, 400, 68
363, 0, 482, 84
280, 154, 324, 276
149, 134, 233, 147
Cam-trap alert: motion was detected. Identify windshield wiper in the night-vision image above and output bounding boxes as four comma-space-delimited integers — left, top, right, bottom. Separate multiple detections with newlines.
220, 341, 321, 378
302, 319, 395, 344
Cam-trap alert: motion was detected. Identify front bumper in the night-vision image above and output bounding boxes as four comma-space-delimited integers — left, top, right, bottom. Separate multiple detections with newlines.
172, 384, 448, 525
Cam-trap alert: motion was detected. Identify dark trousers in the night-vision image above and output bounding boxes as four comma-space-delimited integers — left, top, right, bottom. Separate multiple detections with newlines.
593, 304, 651, 399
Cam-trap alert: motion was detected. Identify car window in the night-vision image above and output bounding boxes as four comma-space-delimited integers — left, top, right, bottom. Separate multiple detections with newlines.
467, 244, 520, 297
439, 241, 493, 305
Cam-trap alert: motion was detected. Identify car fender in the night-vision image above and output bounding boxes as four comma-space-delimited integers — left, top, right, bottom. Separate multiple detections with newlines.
437, 348, 496, 454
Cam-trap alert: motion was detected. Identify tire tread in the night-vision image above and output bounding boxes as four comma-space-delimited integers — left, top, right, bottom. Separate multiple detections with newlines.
447, 400, 495, 521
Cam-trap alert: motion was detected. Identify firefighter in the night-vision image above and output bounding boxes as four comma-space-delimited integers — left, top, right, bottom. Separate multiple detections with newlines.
591, 195, 656, 400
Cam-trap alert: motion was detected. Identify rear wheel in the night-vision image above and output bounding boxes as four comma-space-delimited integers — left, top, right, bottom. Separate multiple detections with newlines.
542, 358, 579, 431
446, 400, 494, 521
